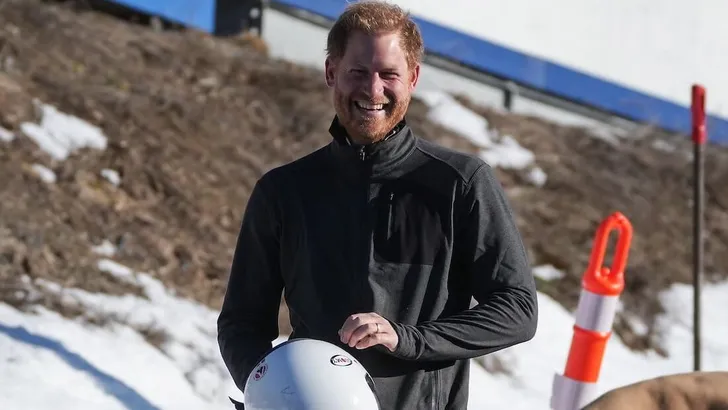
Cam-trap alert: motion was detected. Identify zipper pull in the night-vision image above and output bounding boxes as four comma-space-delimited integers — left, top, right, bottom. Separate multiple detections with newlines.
359, 146, 366, 161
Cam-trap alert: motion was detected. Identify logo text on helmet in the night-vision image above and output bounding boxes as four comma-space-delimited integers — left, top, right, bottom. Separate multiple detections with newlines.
330, 354, 353, 366
253, 363, 268, 381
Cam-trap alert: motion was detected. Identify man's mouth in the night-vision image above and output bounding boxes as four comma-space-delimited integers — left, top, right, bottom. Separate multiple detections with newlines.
354, 100, 388, 112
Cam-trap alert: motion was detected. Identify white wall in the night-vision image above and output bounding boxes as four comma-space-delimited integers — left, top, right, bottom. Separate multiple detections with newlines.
388, 0, 728, 118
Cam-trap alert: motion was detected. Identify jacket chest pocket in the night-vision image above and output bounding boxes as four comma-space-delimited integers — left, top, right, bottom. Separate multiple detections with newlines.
372, 188, 448, 266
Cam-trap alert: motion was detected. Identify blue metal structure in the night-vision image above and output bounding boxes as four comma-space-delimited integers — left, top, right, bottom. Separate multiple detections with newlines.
102, 0, 257, 36
107, 0, 216, 31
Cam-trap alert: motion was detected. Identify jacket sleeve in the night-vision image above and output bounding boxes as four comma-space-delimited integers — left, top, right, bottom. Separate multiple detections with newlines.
389, 163, 538, 362
217, 176, 284, 391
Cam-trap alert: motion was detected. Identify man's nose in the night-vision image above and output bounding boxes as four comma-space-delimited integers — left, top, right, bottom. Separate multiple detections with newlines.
362, 73, 384, 98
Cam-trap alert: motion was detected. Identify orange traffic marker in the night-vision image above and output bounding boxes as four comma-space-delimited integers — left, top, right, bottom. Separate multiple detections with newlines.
551, 212, 633, 410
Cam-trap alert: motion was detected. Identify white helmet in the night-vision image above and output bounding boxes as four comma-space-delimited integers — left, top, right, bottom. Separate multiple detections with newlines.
242, 338, 381, 410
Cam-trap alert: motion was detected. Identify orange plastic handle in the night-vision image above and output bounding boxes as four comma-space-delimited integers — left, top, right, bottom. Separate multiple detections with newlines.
582, 212, 633, 296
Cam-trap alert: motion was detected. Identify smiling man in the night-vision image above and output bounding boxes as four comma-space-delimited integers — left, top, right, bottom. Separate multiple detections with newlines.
217, 1, 538, 409
325, 17, 415, 147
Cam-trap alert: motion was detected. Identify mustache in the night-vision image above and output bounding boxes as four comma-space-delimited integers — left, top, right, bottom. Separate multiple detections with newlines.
351, 97, 393, 105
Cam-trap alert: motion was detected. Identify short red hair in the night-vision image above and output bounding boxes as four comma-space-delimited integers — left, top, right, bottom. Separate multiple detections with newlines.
326, 1, 425, 69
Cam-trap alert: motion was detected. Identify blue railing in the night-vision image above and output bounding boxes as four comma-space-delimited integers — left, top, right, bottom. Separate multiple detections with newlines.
106, 0, 217, 32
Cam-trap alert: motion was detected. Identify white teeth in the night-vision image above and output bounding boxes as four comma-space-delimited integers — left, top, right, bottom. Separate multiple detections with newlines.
356, 101, 385, 110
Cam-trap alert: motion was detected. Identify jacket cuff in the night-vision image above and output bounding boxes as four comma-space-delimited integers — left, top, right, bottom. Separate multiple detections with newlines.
389, 321, 419, 360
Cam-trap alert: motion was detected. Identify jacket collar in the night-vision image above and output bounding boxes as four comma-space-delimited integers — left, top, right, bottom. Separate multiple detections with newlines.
327, 116, 416, 176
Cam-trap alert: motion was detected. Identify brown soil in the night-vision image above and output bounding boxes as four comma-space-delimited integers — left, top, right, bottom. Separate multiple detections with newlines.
1, 0, 727, 357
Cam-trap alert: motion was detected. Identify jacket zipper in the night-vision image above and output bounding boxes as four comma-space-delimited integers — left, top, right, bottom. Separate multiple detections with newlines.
358, 151, 369, 312
387, 192, 394, 239
433, 370, 441, 409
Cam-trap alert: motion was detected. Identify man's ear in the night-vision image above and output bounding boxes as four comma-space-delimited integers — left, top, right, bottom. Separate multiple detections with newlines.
324, 57, 336, 87
409, 63, 421, 90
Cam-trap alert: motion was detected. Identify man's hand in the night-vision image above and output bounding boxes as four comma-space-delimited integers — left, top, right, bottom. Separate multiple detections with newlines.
338, 312, 399, 352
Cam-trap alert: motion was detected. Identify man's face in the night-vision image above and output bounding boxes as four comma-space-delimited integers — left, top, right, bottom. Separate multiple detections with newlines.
325, 30, 420, 144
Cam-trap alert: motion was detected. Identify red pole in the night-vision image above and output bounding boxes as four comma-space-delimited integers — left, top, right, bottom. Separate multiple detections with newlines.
691, 84, 706, 372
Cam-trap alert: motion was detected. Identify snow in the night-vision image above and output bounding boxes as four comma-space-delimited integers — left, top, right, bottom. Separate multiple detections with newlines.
417, 90, 494, 148
0, 303, 218, 410
0, 126, 14, 142
416, 90, 547, 181
92, 240, 118, 258
655, 282, 728, 369
479, 136, 535, 170
30, 164, 57, 184
95, 258, 139, 286
2, 256, 726, 409
534, 265, 566, 281
526, 167, 548, 187
101, 169, 121, 186
19, 100, 107, 161
0, 254, 240, 410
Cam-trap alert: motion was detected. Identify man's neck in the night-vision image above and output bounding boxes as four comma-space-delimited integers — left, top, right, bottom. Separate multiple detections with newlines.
345, 125, 403, 147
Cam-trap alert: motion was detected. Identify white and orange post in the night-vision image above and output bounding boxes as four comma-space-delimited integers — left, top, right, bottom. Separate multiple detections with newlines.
550, 212, 634, 410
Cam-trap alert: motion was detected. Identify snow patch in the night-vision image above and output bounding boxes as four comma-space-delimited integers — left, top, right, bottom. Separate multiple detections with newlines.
526, 166, 548, 187
30, 164, 56, 183
0, 126, 14, 142
91, 240, 117, 257
415, 90, 548, 184
101, 169, 121, 186
652, 139, 677, 153
534, 265, 565, 281
96, 259, 139, 287
19, 100, 108, 161
478, 135, 535, 169
24, 256, 236, 409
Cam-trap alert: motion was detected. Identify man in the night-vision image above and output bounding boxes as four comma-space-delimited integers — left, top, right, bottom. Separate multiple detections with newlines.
217, 1, 538, 409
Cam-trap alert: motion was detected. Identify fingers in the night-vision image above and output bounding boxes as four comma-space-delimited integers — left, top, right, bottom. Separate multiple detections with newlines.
339, 313, 378, 346
338, 313, 398, 352
354, 332, 385, 350
347, 322, 378, 348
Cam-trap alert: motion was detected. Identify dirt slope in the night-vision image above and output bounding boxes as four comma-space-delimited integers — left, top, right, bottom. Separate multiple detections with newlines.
1, 0, 727, 356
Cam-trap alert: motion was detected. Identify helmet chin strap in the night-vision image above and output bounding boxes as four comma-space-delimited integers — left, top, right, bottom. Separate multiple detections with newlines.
229, 396, 245, 409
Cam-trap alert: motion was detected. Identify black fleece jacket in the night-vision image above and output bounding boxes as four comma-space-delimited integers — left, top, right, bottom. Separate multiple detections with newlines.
217, 117, 538, 409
